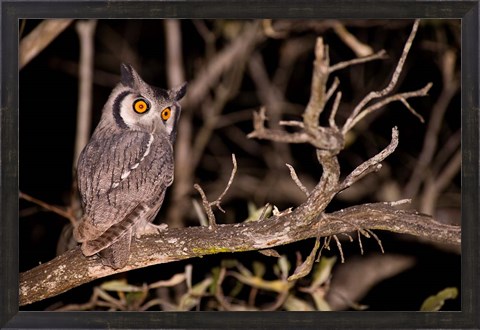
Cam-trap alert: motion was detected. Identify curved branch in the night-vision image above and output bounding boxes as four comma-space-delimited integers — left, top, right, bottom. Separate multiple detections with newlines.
20, 202, 460, 306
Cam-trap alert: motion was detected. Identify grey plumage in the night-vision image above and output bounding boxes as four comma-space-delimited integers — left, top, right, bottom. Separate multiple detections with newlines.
73, 63, 186, 269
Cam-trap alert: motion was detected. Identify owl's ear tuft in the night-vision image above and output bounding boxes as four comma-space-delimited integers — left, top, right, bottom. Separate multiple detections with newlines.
120, 63, 139, 88
170, 82, 187, 101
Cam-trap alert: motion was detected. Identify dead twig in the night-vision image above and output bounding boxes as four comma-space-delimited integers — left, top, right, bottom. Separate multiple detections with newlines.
194, 154, 238, 229
19, 192, 77, 225
342, 19, 421, 134
286, 164, 309, 197
329, 50, 388, 73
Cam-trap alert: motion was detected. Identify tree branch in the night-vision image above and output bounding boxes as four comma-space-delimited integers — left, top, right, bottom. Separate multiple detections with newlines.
20, 201, 459, 306
19, 19, 73, 69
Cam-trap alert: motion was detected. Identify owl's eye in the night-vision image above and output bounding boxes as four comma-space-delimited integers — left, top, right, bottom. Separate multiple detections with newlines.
133, 98, 150, 114
161, 107, 171, 121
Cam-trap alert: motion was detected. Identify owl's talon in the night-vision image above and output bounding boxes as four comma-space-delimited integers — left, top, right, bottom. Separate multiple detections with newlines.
135, 222, 168, 238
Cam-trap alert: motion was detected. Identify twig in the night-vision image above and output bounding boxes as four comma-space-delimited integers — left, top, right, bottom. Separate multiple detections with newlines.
19, 192, 76, 225
193, 184, 217, 229
345, 83, 432, 131
248, 107, 312, 144
194, 154, 238, 228
279, 121, 305, 129
328, 50, 388, 73
340, 127, 399, 191
340, 233, 354, 242
332, 235, 345, 263
357, 231, 364, 255
210, 154, 238, 213
325, 77, 340, 103
303, 37, 329, 133
286, 164, 309, 196
248, 107, 343, 151
399, 98, 425, 123
342, 19, 420, 133
365, 229, 385, 254
329, 91, 342, 129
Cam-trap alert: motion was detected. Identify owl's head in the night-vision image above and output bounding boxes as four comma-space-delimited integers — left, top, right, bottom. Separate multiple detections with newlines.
104, 63, 186, 143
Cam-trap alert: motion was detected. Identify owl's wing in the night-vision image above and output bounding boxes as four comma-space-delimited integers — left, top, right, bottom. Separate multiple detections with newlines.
74, 130, 173, 243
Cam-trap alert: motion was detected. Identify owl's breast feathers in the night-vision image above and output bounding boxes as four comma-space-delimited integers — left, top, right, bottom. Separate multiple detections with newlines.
74, 130, 173, 246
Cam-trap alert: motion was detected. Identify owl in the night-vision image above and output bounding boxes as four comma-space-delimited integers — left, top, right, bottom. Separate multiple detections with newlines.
73, 63, 186, 269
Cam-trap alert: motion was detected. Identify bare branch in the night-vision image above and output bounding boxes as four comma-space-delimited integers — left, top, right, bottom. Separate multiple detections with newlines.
19, 19, 73, 69
365, 229, 385, 254
194, 154, 238, 228
404, 47, 460, 198
333, 235, 345, 263
357, 231, 364, 255
325, 77, 340, 103
399, 98, 425, 123
20, 201, 460, 306
248, 107, 344, 151
328, 50, 388, 73
332, 21, 374, 57
345, 83, 432, 133
73, 20, 97, 169
165, 19, 186, 87
19, 192, 77, 225
247, 107, 312, 144
340, 127, 399, 191
210, 154, 238, 213
303, 37, 329, 133
286, 164, 309, 196
329, 91, 342, 129
193, 184, 217, 229
342, 19, 420, 133
420, 149, 461, 214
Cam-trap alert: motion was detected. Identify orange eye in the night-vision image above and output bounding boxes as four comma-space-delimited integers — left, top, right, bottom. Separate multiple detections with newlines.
133, 99, 150, 114
161, 107, 171, 121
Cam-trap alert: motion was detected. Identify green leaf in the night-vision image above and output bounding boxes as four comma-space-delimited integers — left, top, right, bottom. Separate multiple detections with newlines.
277, 255, 290, 279
311, 256, 337, 288
100, 279, 142, 292
420, 287, 458, 311
283, 295, 315, 311
311, 289, 332, 311
253, 261, 266, 278
179, 277, 213, 311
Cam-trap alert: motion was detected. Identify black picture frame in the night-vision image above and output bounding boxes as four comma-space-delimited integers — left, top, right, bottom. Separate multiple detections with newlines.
1, 1, 479, 328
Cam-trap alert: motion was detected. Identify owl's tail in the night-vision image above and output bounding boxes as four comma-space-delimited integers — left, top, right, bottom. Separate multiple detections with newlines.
75, 203, 149, 257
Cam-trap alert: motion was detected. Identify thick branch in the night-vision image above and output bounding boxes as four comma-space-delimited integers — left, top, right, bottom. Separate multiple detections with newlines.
20, 202, 460, 306
19, 19, 73, 69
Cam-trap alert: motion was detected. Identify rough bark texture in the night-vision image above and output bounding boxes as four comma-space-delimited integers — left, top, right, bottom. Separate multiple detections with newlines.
20, 202, 459, 306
